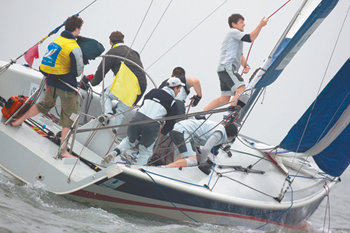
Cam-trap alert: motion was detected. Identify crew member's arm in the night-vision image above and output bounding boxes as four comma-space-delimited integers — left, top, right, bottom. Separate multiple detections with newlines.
161, 101, 178, 135
197, 131, 223, 164
249, 17, 268, 42
91, 50, 119, 86
187, 77, 202, 107
186, 77, 202, 98
69, 47, 84, 77
200, 132, 223, 157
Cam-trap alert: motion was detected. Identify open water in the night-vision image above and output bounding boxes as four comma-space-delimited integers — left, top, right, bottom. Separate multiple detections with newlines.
0, 167, 349, 233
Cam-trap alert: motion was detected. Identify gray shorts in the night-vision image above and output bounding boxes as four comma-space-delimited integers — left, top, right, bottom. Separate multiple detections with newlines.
217, 64, 245, 96
170, 124, 196, 158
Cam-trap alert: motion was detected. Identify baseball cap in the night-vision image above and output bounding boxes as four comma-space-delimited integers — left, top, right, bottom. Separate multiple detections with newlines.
166, 77, 185, 87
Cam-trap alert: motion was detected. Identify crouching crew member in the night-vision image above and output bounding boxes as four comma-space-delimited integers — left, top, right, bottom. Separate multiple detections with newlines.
103, 77, 185, 165
166, 119, 238, 175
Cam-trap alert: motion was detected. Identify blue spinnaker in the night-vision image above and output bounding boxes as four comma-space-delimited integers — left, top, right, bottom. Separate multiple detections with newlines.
280, 59, 350, 177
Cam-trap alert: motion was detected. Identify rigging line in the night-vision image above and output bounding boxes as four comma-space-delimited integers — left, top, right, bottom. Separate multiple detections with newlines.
237, 87, 265, 134
140, 0, 174, 54
207, 152, 216, 187
142, 170, 199, 223
124, 0, 154, 60
102, 54, 157, 88
209, 174, 221, 191
149, 114, 215, 166
256, 183, 294, 230
229, 148, 271, 161
290, 5, 350, 183
267, 0, 292, 19
221, 175, 275, 198
146, 0, 229, 70
241, 0, 292, 75
0, 0, 98, 77
77, 0, 98, 15
241, 42, 254, 76
322, 183, 331, 233
130, 0, 154, 49
76, 107, 230, 134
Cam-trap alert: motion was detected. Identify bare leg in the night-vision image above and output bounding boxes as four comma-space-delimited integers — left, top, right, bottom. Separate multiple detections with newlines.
60, 127, 74, 158
166, 155, 197, 168
230, 85, 246, 106
11, 104, 40, 126
203, 96, 231, 111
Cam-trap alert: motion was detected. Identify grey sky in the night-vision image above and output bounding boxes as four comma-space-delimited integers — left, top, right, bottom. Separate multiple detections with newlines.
0, 0, 349, 144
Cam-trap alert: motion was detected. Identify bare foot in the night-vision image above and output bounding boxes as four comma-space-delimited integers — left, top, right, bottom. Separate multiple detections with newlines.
10, 120, 22, 127
61, 150, 75, 158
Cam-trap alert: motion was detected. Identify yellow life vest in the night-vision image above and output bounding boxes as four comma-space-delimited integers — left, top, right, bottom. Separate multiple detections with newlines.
112, 42, 124, 48
110, 61, 141, 107
40, 36, 80, 75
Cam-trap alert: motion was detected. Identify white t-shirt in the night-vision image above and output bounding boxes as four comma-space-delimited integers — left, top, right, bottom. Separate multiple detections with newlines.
218, 28, 245, 69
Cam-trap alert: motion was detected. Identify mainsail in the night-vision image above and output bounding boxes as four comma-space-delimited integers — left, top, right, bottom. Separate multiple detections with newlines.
280, 59, 350, 177
242, 0, 340, 120
254, 0, 339, 88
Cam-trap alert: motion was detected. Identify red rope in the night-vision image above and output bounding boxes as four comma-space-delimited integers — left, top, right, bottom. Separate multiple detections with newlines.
241, 41, 254, 76
186, 99, 194, 114
268, 0, 292, 19
241, 0, 292, 76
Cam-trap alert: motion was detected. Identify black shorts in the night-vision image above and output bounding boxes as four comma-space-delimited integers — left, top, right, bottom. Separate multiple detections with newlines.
217, 64, 244, 96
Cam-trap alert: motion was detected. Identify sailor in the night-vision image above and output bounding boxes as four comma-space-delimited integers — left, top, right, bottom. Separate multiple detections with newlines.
103, 77, 185, 165
166, 119, 238, 175
148, 67, 202, 165
86, 31, 147, 127
11, 16, 84, 158
203, 14, 268, 114
159, 67, 202, 114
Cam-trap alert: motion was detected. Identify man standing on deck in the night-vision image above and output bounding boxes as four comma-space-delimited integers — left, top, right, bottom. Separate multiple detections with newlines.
203, 14, 268, 115
86, 31, 147, 128
11, 16, 84, 158
103, 77, 184, 165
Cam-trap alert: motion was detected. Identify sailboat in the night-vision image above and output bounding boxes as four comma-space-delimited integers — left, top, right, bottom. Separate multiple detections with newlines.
0, 0, 349, 230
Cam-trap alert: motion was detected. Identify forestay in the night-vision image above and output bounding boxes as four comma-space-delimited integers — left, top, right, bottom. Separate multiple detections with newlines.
280, 59, 350, 177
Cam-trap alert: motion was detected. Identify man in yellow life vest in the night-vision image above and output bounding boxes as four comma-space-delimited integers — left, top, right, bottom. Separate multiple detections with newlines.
11, 16, 84, 158
88, 31, 147, 129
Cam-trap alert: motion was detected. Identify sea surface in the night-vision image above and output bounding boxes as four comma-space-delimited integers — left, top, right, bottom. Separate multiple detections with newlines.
0, 167, 349, 233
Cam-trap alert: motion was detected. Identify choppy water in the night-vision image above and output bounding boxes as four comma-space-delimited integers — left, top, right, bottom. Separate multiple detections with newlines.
0, 167, 349, 233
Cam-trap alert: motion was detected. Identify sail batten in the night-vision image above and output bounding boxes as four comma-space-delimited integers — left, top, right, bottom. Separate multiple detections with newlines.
280, 59, 350, 177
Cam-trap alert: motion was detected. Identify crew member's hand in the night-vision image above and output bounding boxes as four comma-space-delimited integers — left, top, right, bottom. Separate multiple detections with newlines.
86, 74, 94, 81
81, 74, 94, 90
190, 95, 202, 107
242, 65, 250, 74
260, 17, 268, 27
